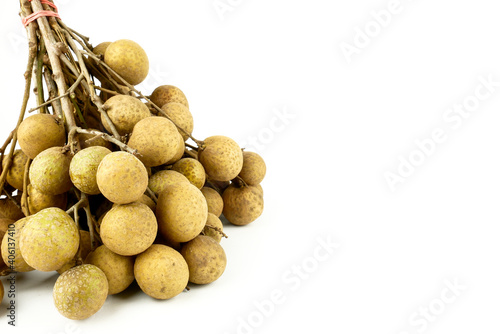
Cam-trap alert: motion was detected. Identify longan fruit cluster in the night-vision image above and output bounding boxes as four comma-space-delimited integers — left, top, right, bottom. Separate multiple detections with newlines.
0, 29, 266, 321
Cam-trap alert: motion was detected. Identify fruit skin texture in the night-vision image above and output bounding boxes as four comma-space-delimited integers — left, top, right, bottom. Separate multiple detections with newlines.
203, 213, 224, 243
127, 116, 180, 167
172, 158, 206, 189
134, 244, 188, 300
1, 217, 34, 272
239, 151, 266, 186
199, 136, 243, 182
27, 184, 67, 215
104, 39, 149, 85
17, 113, 66, 159
201, 187, 224, 217
70, 146, 112, 195
96, 151, 149, 204
2, 150, 28, 190
101, 94, 151, 135
148, 170, 189, 196
100, 202, 157, 256
156, 182, 208, 243
150, 85, 189, 109
222, 185, 264, 226
20, 207, 80, 272
161, 102, 194, 141
85, 245, 135, 295
181, 235, 227, 284
29, 147, 73, 196
53, 264, 108, 320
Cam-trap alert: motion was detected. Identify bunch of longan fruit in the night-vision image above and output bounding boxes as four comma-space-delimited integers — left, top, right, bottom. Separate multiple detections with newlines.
0, 34, 266, 319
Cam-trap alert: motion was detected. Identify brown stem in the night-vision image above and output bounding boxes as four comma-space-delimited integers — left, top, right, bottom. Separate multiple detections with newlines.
30, 0, 76, 130
21, 159, 31, 216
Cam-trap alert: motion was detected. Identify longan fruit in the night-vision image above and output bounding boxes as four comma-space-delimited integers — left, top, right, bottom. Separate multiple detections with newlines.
165, 132, 185, 165
2, 150, 28, 190
200, 187, 224, 217
96, 151, 149, 204
134, 244, 188, 300
29, 147, 73, 195
20, 207, 80, 272
0, 230, 6, 273
0, 197, 24, 221
127, 116, 180, 167
104, 39, 149, 85
172, 158, 206, 189
181, 235, 227, 284
53, 264, 108, 320
90, 41, 111, 67
57, 230, 92, 274
239, 151, 266, 186
161, 102, 194, 141
156, 182, 208, 243
1, 217, 34, 272
85, 245, 135, 295
70, 146, 112, 195
148, 170, 189, 196
17, 113, 66, 159
150, 85, 189, 109
222, 184, 264, 226
202, 213, 224, 243
101, 94, 151, 135
27, 184, 67, 215
100, 202, 157, 256
199, 136, 243, 182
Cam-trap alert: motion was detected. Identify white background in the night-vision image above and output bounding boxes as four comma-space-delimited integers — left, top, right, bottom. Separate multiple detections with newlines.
1, 0, 500, 333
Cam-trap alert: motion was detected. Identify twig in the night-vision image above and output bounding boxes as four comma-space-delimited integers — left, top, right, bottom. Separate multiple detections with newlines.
21, 159, 31, 216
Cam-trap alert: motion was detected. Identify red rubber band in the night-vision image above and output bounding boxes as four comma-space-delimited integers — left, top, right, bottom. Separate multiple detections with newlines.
22, 0, 60, 27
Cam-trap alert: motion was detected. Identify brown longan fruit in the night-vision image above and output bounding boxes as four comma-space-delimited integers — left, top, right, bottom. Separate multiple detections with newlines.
161, 102, 194, 141
202, 213, 224, 243
200, 187, 224, 217
96, 151, 149, 204
199, 136, 243, 182
156, 182, 208, 243
1, 217, 34, 272
85, 245, 135, 295
239, 151, 266, 186
0, 229, 6, 273
17, 113, 66, 159
0, 197, 24, 221
127, 116, 180, 167
20, 207, 80, 272
181, 235, 227, 284
2, 150, 28, 190
57, 230, 92, 274
101, 94, 151, 135
29, 147, 73, 196
70, 146, 112, 195
100, 202, 157, 256
165, 132, 186, 165
104, 39, 149, 85
150, 85, 189, 109
222, 184, 264, 226
172, 158, 206, 189
148, 170, 189, 196
53, 264, 108, 320
134, 244, 188, 300
27, 185, 67, 215
90, 41, 111, 67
